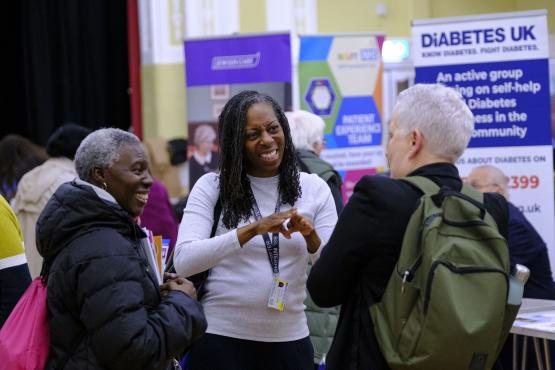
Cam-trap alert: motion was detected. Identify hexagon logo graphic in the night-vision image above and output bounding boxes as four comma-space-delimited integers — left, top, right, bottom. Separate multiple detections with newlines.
304, 78, 336, 117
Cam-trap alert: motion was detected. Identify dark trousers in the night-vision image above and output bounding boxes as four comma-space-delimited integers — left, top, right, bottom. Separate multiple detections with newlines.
187, 333, 314, 370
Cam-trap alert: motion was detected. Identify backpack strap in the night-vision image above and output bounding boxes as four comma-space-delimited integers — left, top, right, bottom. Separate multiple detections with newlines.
402, 177, 489, 221
400, 176, 440, 195
402, 176, 485, 205
460, 183, 484, 204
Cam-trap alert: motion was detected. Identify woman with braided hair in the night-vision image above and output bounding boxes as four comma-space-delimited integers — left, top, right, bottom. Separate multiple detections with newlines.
174, 91, 338, 370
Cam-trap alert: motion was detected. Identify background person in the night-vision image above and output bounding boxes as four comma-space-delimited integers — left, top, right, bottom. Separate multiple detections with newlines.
287, 110, 343, 215
466, 164, 555, 370
0, 195, 31, 328
174, 91, 338, 370
37, 128, 206, 370
140, 178, 179, 257
189, 124, 219, 189
307, 84, 509, 370
466, 165, 555, 299
0, 135, 47, 202
12, 123, 91, 278
287, 109, 342, 369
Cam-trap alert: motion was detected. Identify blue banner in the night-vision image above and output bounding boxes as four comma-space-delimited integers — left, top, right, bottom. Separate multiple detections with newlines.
412, 10, 554, 276
416, 59, 551, 147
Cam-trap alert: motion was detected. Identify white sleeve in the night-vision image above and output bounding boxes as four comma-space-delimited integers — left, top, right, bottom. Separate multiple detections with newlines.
307, 175, 339, 263
173, 174, 242, 276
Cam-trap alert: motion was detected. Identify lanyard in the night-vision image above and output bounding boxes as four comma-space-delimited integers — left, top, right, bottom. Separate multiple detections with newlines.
248, 190, 281, 276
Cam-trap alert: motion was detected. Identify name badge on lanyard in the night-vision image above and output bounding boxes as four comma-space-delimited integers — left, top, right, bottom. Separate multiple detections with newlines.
268, 277, 288, 311
249, 189, 289, 312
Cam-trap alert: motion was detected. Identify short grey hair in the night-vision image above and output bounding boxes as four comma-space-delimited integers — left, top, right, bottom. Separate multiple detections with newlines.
74, 128, 141, 182
393, 84, 474, 161
286, 110, 326, 151
193, 124, 217, 146
470, 165, 509, 192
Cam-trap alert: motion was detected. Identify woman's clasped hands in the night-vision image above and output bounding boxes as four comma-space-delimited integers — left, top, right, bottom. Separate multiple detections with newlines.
161, 272, 198, 300
248, 209, 320, 254
237, 208, 321, 253
252, 208, 312, 239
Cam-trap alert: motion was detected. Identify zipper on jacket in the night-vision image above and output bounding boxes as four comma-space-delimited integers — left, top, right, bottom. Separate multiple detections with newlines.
423, 259, 508, 314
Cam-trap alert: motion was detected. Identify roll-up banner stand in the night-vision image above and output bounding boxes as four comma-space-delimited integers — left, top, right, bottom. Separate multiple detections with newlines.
184, 33, 293, 189
413, 10, 555, 273
298, 34, 387, 202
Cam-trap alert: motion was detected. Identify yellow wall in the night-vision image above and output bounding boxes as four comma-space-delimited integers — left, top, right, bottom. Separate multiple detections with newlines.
317, 0, 554, 37
515, 0, 555, 33
318, 0, 414, 37
240, 0, 266, 32
430, 0, 514, 19
141, 64, 187, 140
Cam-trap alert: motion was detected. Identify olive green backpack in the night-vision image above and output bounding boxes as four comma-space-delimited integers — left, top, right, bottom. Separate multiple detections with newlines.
370, 176, 519, 370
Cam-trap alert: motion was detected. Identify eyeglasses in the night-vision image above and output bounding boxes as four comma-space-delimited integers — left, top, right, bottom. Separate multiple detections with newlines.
468, 182, 499, 190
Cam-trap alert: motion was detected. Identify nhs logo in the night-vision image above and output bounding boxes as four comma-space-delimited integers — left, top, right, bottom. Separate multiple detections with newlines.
360, 48, 379, 61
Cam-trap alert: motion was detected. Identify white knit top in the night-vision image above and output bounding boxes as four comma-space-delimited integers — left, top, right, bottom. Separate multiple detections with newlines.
174, 172, 337, 342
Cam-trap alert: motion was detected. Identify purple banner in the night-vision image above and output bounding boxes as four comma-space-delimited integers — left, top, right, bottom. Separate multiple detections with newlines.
185, 34, 292, 86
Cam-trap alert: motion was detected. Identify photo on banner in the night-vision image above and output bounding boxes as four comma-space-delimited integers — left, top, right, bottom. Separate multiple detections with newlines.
184, 33, 293, 189
298, 34, 387, 202
412, 10, 555, 272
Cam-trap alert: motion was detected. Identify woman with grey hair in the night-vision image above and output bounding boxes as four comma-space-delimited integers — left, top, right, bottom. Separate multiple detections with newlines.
36, 128, 207, 370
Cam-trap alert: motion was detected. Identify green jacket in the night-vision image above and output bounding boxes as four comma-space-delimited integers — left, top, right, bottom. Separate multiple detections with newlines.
297, 149, 342, 364
296, 149, 343, 215
305, 262, 340, 365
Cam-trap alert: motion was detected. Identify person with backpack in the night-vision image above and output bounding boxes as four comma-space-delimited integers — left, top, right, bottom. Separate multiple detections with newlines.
307, 84, 511, 370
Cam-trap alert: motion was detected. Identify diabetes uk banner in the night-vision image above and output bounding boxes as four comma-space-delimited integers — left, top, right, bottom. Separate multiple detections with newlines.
298, 34, 386, 201
184, 33, 292, 190
412, 10, 555, 271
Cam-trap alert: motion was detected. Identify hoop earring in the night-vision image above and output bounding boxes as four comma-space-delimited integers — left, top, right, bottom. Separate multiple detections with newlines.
101, 182, 107, 191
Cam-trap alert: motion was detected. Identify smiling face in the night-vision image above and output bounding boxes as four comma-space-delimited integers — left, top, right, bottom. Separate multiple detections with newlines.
102, 143, 153, 217
243, 102, 285, 177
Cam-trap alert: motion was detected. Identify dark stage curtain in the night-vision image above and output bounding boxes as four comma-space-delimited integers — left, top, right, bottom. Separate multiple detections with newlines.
3, 1, 130, 145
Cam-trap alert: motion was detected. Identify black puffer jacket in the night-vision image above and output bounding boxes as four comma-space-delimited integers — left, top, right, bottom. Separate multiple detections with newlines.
37, 181, 207, 370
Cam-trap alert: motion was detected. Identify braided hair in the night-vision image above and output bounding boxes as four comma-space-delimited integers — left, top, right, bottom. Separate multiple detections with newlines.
217, 90, 301, 229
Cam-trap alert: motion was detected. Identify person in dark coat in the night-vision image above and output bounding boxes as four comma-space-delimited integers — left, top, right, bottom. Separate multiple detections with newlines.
37, 128, 207, 370
467, 164, 555, 300
467, 164, 555, 370
307, 84, 509, 370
